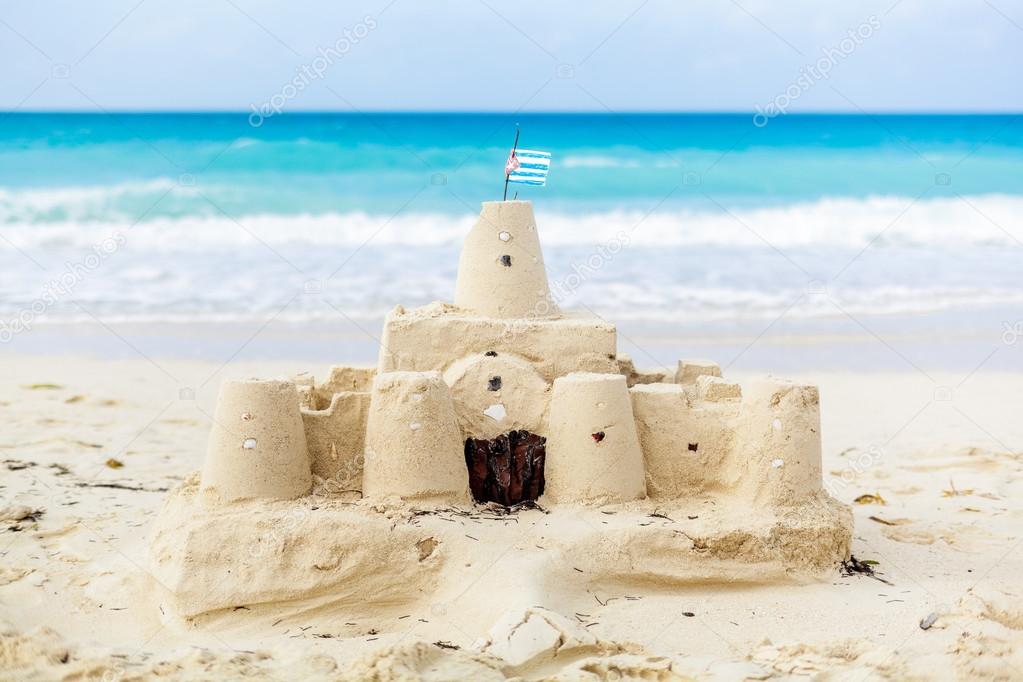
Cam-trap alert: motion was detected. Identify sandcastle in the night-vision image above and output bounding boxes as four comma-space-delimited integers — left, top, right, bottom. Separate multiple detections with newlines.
150, 200, 852, 619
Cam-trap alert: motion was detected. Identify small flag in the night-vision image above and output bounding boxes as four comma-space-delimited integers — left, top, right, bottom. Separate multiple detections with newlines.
506, 149, 551, 187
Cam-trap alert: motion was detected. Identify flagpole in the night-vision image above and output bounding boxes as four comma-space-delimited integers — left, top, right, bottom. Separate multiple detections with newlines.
503, 126, 520, 201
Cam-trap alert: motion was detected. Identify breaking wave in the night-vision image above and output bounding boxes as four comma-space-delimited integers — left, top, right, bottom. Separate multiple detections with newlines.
0, 193, 1021, 251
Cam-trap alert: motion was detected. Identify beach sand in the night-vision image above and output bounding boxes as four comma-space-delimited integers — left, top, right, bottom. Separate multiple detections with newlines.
1, 354, 1021, 680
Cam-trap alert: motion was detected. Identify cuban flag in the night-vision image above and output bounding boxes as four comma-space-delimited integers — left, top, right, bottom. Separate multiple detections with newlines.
506, 149, 551, 186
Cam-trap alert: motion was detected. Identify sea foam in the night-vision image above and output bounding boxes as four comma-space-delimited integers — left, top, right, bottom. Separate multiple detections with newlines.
0, 194, 1020, 250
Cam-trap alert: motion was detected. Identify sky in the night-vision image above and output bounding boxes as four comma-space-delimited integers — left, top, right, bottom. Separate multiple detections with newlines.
2, 0, 1022, 113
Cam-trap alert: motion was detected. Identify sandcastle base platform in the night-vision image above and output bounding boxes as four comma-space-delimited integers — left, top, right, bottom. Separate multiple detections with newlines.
150, 475, 852, 618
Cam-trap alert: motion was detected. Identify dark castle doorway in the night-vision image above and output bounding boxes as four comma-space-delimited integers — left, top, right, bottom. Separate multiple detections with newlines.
464, 430, 546, 506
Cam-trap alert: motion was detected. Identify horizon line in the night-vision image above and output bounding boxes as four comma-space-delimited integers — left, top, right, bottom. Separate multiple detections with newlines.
4, 109, 1021, 116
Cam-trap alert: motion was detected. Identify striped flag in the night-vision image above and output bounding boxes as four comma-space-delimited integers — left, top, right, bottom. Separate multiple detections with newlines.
506, 149, 551, 187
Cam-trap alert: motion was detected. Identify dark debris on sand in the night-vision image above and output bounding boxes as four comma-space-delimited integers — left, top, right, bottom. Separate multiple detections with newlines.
841, 555, 893, 585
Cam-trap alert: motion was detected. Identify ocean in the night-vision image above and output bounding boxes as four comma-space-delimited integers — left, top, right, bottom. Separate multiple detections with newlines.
1, 112, 1021, 368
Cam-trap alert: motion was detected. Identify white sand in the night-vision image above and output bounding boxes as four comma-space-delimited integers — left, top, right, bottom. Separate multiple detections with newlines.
2, 355, 1022, 680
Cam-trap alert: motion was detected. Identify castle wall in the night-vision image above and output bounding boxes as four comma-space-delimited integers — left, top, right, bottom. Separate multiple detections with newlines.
615, 353, 670, 387
319, 365, 375, 394
675, 359, 722, 385
297, 365, 375, 411
290, 365, 825, 510
301, 391, 370, 487
630, 384, 740, 499
378, 303, 617, 382
630, 376, 823, 507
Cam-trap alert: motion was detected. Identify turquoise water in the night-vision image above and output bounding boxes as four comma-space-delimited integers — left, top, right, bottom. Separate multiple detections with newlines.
1, 113, 1021, 218
0, 113, 1021, 342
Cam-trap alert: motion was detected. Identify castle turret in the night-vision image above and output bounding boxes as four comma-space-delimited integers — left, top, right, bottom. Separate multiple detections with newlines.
543, 373, 646, 504
736, 378, 824, 506
200, 379, 312, 504
454, 200, 559, 319
362, 371, 470, 503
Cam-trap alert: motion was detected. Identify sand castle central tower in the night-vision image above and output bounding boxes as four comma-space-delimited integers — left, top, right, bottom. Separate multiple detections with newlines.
454, 200, 559, 319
